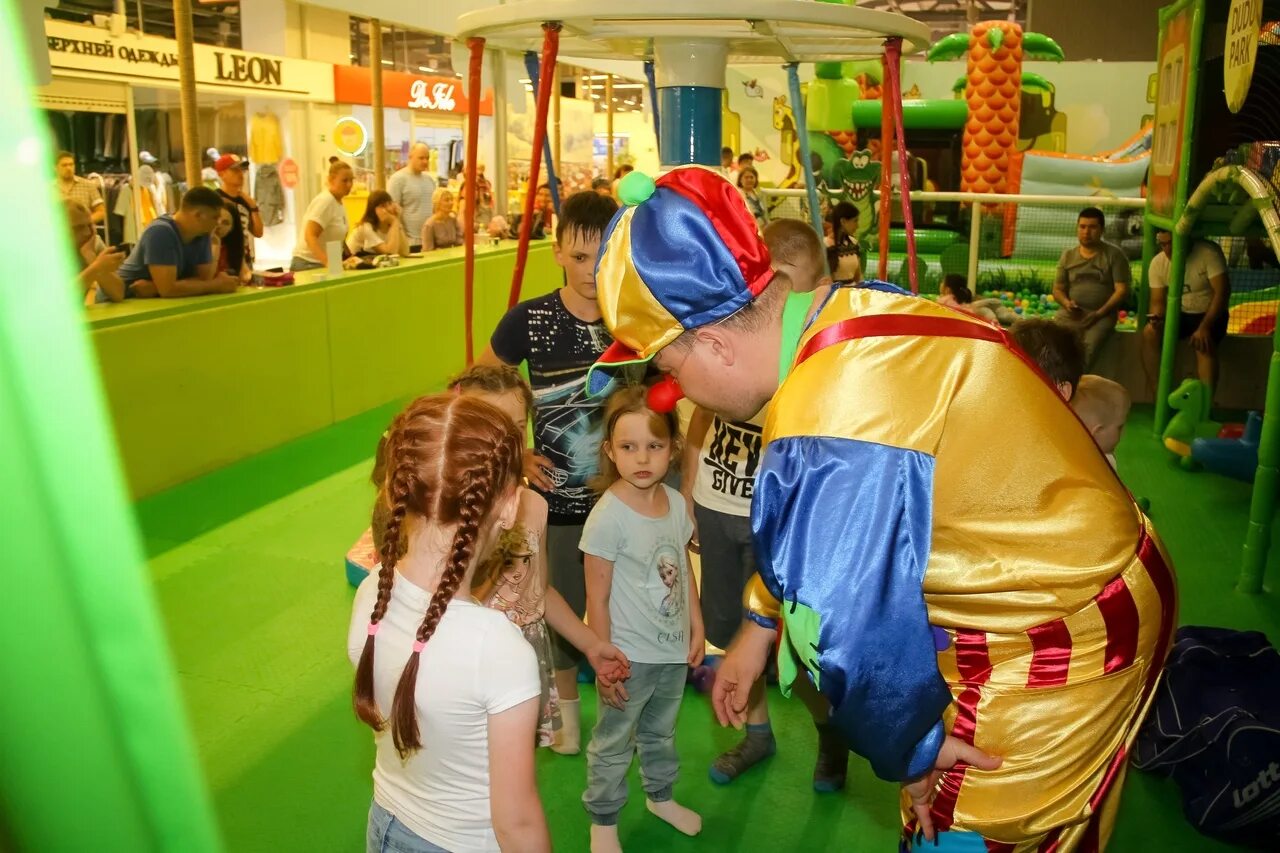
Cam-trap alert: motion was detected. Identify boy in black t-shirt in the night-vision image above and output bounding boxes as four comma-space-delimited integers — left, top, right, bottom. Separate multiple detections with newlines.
479, 190, 620, 755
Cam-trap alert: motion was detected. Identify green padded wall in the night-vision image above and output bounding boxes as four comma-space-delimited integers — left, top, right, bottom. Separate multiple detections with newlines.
88, 243, 560, 498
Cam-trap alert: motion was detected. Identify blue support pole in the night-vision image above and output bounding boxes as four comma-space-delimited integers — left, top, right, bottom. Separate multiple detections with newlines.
657, 88, 721, 166
644, 61, 661, 144
786, 62, 826, 251
523, 51, 562, 216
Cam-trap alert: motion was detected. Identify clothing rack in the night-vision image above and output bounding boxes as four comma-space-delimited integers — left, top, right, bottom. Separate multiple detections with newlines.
86, 172, 134, 246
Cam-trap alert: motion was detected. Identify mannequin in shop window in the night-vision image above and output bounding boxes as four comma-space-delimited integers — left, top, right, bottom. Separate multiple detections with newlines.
348, 190, 410, 257
421, 188, 465, 252
64, 199, 125, 304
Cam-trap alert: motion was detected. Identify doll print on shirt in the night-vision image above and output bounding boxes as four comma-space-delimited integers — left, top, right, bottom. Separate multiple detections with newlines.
481, 524, 542, 627
651, 544, 687, 643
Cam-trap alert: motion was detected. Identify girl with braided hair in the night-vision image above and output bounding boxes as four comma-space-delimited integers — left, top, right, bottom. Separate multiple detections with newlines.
347, 393, 549, 853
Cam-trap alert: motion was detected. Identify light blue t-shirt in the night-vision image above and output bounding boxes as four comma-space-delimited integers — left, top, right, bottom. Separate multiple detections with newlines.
580, 485, 694, 664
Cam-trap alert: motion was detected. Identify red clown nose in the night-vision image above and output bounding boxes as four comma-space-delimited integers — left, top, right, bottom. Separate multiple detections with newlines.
646, 375, 684, 413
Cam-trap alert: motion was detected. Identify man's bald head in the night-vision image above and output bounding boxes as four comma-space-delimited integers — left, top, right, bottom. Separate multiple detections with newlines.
409, 143, 430, 174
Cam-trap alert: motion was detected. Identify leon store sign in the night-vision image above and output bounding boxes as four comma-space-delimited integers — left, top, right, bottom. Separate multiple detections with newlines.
333, 65, 494, 116
45, 19, 335, 102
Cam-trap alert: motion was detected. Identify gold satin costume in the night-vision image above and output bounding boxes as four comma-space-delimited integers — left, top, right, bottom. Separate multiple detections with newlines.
745, 284, 1177, 851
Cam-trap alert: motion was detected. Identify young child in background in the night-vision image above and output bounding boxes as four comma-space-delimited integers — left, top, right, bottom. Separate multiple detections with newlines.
448, 365, 631, 748
480, 190, 622, 755
938, 273, 1015, 325
348, 394, 550, 853
1072, 374, 1131, 469
581, 385, 704, 852
937, 273, 973, 310
1009, 317, 1087, 401
764, 219, 827, 294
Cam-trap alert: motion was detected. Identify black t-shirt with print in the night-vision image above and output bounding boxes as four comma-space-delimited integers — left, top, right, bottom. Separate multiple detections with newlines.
491, 290, 613, 525
218, 188, 254, 270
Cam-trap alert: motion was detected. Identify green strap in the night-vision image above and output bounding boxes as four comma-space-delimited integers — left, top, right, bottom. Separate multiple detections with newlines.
779, 291, 813, 384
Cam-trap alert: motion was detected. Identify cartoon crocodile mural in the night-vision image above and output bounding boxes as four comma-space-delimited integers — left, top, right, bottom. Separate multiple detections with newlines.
808, 138, 881, 240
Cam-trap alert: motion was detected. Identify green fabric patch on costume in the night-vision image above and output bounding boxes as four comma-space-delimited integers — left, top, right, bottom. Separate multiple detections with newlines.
777, 600, 824, 698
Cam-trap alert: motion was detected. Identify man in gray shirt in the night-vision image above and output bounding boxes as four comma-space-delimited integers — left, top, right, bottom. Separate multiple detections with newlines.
1052, 206, 1131, 366
386, 142, 436, 251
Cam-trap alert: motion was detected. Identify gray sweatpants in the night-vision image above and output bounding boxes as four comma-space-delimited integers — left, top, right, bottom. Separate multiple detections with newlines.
583, 662, 686, 825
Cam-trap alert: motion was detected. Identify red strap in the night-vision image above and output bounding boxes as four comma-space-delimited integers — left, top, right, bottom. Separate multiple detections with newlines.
796, 314, 1006, 365
794, 309, 1071, 406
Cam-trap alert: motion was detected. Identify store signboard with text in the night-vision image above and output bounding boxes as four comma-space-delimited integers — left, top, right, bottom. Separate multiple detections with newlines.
333, 66, 493, 116
44, 19, 334, 102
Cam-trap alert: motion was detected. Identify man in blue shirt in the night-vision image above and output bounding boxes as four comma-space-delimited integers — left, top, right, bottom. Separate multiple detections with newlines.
120, 186, 239, 298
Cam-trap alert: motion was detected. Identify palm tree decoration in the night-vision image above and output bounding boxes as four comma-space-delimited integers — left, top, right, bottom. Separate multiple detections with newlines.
928, 22, 1064, 198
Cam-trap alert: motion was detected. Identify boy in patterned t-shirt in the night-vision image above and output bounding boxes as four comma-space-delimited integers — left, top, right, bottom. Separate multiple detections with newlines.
479, 190, 620, 754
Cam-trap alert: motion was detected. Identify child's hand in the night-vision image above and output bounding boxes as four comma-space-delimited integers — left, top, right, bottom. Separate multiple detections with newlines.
588, 640, 631, 686
522, 450, 556, 491
688, 621, 705, 667
597, 677, 629, 711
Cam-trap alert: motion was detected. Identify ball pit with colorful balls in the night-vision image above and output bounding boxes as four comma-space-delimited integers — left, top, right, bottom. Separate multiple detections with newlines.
981, 290, 1057, 318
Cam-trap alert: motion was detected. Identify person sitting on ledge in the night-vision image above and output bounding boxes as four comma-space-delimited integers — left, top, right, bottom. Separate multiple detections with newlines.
421, 188, 465, 251
119, 186, 239, 298
65, 199, 125, 304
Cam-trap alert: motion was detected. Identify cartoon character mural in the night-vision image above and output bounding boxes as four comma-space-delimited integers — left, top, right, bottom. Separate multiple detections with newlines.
772, 94, 803, 192
809, 137, 882, 240
1017, 73, 1068, 153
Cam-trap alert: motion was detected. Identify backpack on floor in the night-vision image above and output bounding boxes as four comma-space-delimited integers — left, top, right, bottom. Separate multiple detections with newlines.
1133, 626, 1280, 850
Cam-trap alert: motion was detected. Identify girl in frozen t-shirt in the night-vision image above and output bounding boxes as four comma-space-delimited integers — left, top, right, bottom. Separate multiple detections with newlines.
580, 383, 704, 852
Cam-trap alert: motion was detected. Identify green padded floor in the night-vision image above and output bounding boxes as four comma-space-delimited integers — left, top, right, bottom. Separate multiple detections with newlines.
135, 403, 1279, 851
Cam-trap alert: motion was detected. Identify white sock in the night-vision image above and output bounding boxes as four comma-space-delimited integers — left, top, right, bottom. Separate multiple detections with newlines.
552, 698, 580, 755
646, 798, 701, 836
590, 823, 623, 853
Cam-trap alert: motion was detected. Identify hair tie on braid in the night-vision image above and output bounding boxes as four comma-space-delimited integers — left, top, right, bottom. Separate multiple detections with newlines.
413, 640, 426, 653
367, 622, 381, 636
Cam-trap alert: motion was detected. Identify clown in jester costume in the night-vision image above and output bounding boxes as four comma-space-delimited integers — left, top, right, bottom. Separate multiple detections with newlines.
588, 167, 1176, 851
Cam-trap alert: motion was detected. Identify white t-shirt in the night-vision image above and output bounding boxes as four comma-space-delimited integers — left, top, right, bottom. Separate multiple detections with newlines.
347, 221, 392, 256
296, 191, 349, 262
691, 410, 766, 517
1148, 240, 1227, 314
347, 573, 539, 852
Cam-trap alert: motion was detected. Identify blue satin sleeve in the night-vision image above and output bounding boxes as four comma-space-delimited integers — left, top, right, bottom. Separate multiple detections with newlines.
752, 435, 950, 781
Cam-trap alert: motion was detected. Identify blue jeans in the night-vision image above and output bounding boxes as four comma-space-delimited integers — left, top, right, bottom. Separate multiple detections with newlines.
367, 800, 450, 853
583, 662, 687, 825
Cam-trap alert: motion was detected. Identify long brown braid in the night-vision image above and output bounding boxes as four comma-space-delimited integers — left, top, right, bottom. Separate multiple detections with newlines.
352, 394, 523, 751
446, 363, 535, 596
